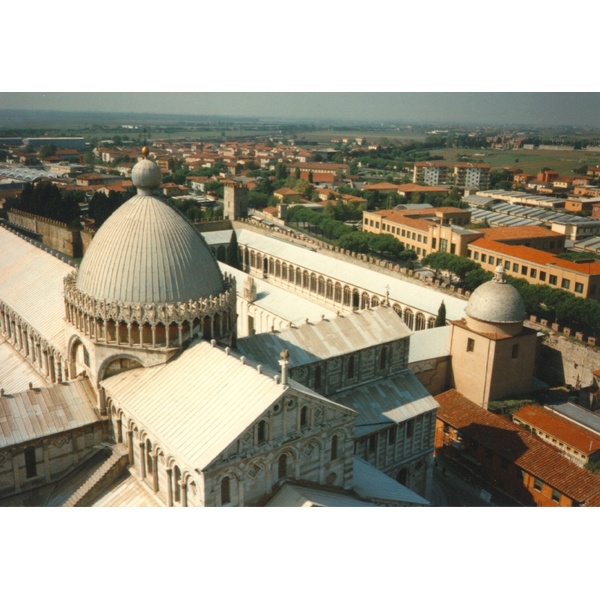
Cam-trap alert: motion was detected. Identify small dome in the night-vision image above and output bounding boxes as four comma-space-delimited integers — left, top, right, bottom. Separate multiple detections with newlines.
77, 156, 224, 305
466, 266, 526, 324
132, 156, 161, 191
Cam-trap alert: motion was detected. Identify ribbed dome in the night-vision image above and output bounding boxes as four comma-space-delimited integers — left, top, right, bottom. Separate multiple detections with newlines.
77, 162, 224, 304
466, 266, 526, 324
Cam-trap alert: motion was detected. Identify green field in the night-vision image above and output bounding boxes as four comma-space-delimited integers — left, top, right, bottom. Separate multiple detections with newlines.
437, 147, 600, 177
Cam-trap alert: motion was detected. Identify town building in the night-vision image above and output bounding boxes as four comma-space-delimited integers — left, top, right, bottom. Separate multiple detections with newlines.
512, 405, 600, 468
413, 162, 449, 186
434, 389, 600, 507
453, 163, 491, 190
448, 266, 538, 409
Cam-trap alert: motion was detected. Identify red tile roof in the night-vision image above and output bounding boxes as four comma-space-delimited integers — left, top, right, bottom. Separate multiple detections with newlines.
513, 405, 600, 456
477, 226, 564, 241
435, 389, 600, 505
469, 238, 600, 275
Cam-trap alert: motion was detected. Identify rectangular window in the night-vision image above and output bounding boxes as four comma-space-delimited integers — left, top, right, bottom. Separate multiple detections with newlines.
474, 252, 479, 260
521, 265, 528, 276
539, 271, 547, 282
368, 435, 378, 454
534, 478, 543, 491
530, 268, 537, 279
513, 263, 519, 273
406, 420, 414, 439
489, 256, 495, 265
551, 489, 561, 503
561, 279, 570, 290
467, 338, 475, 352
504, 261, 511, 270
575, 283, 584, 294
481, 253, 487, 262
417, 234, 422, 243
549, 275, 557, 285
388, 427, 396, 446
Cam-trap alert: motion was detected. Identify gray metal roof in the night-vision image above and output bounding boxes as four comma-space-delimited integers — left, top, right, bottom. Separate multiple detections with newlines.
0, 338, 47, 395
207, 229, 468, 321
352, 457, 430, 505
0, 380, 99, 448
102, 339, 316, 471
332, 370, 438, 437
265, 482, 375, 507
408, 326, 451, 364
219, 262, 338, 328
236, 306, 410, 370
77, 193, 224, 304
0, 226, 74, 354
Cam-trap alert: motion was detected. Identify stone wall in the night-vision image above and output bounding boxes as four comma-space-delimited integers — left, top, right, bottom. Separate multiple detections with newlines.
195, 218, 232, 233
8, 210, 82, 258
537, 331, 600, 388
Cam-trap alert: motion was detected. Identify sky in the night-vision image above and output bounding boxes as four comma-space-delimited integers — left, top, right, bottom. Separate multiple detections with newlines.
1, 93, 599, 128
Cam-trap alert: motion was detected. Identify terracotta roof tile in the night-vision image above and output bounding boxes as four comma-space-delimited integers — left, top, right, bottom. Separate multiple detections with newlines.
435, 390, 600, 505
513, 405, 600, 456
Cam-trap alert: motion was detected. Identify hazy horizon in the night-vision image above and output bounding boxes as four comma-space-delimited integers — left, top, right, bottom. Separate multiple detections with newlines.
1, 93, 599, 128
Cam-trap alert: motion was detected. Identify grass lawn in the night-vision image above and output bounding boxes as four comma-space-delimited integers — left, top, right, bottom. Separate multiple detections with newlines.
436, 148, 600, 177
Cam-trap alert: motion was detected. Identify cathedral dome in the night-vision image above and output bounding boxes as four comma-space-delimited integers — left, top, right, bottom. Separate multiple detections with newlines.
76, 155, 224, 305
466, 266, 526, 324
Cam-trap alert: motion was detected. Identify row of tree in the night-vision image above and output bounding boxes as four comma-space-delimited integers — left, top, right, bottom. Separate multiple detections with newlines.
422, 252, 600, 337
6, 182, 82, 228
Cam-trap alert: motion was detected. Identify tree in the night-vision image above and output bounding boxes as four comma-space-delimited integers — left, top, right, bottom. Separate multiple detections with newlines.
39, 144, 57, 159
435, 301, 447, 327
226, 230, 241, 270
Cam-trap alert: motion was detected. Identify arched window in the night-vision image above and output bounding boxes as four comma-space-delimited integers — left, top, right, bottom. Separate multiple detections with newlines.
335, 283, 342, 303
296, 268, 302, 286
278, 454, 288, 480
352, 290, 360, 309
331, 435, 339, 461
415, 313, 425, 331
404, 309, 414, 330
303, 271, 309, 289
25, 446, 37, 479
310, 273, 317, 292
257, 420, 268, 444
318, 277, 325, 296
343, 286, 351, 306
361, 293, 370, 310
221, 476, 231, 505
427, 317, 435, 329
371, 296, 380, 308
326, 280, 333, 299
393, 304, 402, 318
282, 263, 288, 280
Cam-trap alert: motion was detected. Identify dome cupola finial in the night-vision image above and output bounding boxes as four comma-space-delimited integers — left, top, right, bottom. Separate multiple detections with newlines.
132, 147, 162, 193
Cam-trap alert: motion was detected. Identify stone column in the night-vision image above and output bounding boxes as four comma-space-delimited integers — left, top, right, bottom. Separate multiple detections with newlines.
138, 442, 146, 479
180, 480, 188, 508
166, 468, 173, 507
127, 431, 134, 465
152, 457, 159, 493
